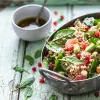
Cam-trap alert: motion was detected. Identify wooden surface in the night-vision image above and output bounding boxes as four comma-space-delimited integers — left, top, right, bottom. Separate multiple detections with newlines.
0, 5, 100, 100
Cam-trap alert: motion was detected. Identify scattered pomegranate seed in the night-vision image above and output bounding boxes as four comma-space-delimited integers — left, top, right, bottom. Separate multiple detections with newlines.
32, 67, 37, 72
85, 27, 90, 31
54, 11, 58, 15
60, 15, 64, 20
77, 54, 81, 59
38, 62, 42, 67
94, 91, 99, 97
53, 21, 57, 26
39, 77, 45, 84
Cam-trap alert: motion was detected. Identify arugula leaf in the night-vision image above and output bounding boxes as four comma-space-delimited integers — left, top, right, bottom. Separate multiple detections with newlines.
25, 55, 34, 66
60, 56, 83, 65
83, 17, 94, 26
49, 94, 58, 100
24, 86, 33, 100
46, 41, 64, 53
52, 29, 75, 45
13, 66, 29, 74
90, 58, 99, 73
34, 49, 42, 59
88, 38, 99, 44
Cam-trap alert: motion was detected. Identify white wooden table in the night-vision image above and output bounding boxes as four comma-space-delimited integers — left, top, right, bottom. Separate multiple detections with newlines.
0, 5, 100, 100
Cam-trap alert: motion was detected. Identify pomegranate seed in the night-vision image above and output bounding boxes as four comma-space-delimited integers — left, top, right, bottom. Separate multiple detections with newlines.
39, 77, 45, 84
94, 91, 99, 97
77, 54, 81, 59
32, 67, 37, 72
60, 15, 64, 20
54, 11, 58, 15
85, 56, 90, 61
49, 63, 55, 70
53, 21, 57, 26
38, 62, 42, 67
85, 27, 90, 31
87, 36, 91, 39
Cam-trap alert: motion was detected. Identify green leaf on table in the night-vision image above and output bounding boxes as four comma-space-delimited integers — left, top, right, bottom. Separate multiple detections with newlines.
90, 58, 99, 73
25, 55, 34, 66
49, 94, 58, 100
46, 41, 64, 53
60, 56, 83, 65
12, 76, 35, 91
13, 66, 29, 74
52, 29, 75, 45
34, 49, 42, 59
24, 86, 33, 100
88, 38, 99, 44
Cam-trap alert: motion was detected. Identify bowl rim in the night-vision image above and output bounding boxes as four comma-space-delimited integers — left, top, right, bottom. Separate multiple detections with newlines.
11, 4, 52, 31
42, 12, 100, 83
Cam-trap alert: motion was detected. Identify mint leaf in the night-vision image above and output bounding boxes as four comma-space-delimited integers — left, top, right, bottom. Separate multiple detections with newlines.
34, 49, 42, 59
25, 55, 34, 66
24, 86, 33, 100
49, 94, 58, 100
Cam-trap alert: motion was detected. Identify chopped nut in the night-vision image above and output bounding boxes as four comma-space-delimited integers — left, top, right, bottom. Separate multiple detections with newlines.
96, 66, 100, 74
81, 70, 88, 77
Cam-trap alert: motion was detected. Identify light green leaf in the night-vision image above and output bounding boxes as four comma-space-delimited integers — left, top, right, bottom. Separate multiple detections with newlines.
34, 49, 42, 59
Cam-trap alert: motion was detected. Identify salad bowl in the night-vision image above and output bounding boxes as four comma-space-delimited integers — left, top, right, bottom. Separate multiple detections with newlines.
39, 12, 100, 94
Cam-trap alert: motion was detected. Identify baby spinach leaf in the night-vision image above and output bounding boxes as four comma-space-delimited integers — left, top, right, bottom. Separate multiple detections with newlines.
34, 49, 42, 59
25, 55, 34, 66
46, 41, 64, 53
83, 17, 94, 26
60, 56, 83, 65
24, 86, 33, 100
49, 94, 58, 100
90, 58, 99, 73
13, 66, 29, 74
88, 38, 99, 44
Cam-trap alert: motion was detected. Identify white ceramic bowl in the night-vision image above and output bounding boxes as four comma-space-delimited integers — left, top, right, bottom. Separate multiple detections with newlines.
11, 4, 52, 41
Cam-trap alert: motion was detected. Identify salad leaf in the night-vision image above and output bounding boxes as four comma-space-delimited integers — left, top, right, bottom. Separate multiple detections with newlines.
90, 58, 99, 73
49, 94, 58, 100
60, 56, 83, 65
34, 49, 42, 59
94, 19, 100, 25
83, 17, 94, 26
42, 57, 49, 69
46, 41, 64, 53
88, 73, 96, 78
88, 38, 99, 44
24, 86, 33, 100
52, 29, 75, 45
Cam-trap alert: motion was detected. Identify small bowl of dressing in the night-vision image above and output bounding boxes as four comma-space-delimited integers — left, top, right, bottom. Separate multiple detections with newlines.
11, 4, 52, 41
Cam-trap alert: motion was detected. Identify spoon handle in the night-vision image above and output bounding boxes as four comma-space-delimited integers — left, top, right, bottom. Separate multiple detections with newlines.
36, 0, 47, 23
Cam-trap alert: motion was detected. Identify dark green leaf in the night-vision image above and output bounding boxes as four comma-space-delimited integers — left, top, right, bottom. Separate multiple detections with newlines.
88, 38, 99, 44
88, 73, 96, 78
25, 55, 34, 66
90, 58, 99, 73
34, 49, 42, 59
46, 41, 64, 53
60, 56, 83, 65
94, 19, 100, 25
13, 66, 29, 74
49, 94, 58, 100
24, 86, 33, 100
12, 76, 35, 91
83, 17, 94, 26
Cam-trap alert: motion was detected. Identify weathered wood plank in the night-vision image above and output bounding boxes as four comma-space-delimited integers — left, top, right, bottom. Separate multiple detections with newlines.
70, 5, 100, 100
0, 8, 24, 100
18, 6, 70, 100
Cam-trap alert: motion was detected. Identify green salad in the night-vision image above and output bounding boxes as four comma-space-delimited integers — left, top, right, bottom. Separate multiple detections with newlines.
43, 17, 100, 81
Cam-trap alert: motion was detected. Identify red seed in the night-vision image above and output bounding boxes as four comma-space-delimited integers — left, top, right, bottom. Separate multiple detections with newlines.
94, 91, 99, 97
49, 63, 55, 70
53, 21, 57, 26
54, 11, 58, 15
77, 54, 81, 59
85, 56, 90, 61
60, 15, 64, 20
38, 62, 42, 67
85, 27, 90, 31
39, 77, 45, 84
32, 67, 37, 72
54, 29, 56, 31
